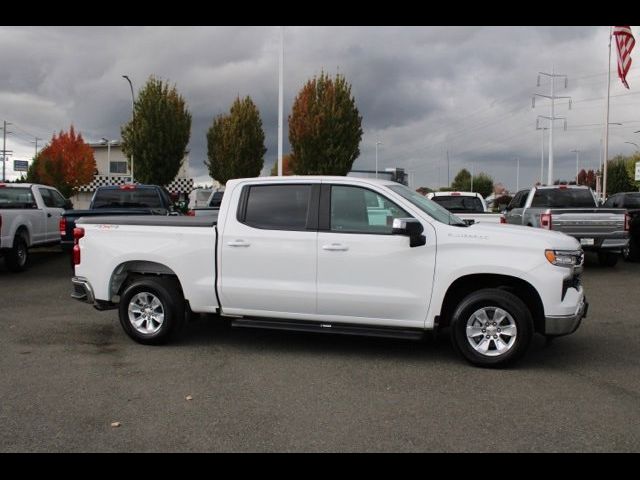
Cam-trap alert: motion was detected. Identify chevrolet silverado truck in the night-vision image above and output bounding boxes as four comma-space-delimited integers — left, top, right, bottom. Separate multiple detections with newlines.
60, 184, 179, 251
603, 191, 640, 262
426, 191, 502, 224
1, 183, 71, 272
504, 185, 630, 267
70, 176, 588, 367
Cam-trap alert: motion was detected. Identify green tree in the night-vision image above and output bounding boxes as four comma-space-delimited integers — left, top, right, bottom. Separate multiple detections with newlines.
121, 75, 191, 185
606, 156, 635, 195
26, 153, 42, 183
473, 173, 494, 198
451, 168, 471, 191
206, 96, 266, 185
289, 72, 363, 175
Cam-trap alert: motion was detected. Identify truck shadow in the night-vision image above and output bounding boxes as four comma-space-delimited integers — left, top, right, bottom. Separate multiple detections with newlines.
175, 316, 585, 369
0, 248, 69, 276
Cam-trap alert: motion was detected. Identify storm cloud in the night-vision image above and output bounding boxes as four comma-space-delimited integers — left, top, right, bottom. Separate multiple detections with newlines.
1, 25, 638, 190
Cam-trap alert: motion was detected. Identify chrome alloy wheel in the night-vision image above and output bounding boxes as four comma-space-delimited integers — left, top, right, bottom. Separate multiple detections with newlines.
16, 243, 27, 266
128, 292, 165, 335
466, 307, 517, 357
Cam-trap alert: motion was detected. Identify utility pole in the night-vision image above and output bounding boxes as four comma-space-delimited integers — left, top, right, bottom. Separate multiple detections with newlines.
515, 156, 520, 191
375, 140, 382, 179
32, 137, 42, 158
571, 149, 580, 184
470, 161, 474, 192
533, 66, 572, 185
536, 124, 548, 184
446, 150, 450, 187
2, 121, 12, 182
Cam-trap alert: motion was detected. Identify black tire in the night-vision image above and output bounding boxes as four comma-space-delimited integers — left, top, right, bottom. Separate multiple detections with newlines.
5, 234, 29, 272
597, 251, 619, 267
450, 288, 533, 368
118, 276, 185, 345
624, 237, 639, 262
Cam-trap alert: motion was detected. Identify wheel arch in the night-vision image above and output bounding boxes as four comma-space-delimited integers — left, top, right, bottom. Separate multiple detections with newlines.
109, 260, 184, 301
438, 273, 545, 333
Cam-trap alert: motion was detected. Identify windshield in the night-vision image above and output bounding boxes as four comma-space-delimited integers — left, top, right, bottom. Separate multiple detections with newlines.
431, 195, 485, 213
530, 188, 596, 208
388, 184, 467, 226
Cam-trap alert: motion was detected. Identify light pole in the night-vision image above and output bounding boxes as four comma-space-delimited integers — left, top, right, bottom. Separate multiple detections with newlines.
571, 149, 580, 184
375, 140, 382, 179
122, 75, 135, 182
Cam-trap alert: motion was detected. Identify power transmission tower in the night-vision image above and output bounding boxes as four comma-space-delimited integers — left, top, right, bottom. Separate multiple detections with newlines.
532, 66, 572, 185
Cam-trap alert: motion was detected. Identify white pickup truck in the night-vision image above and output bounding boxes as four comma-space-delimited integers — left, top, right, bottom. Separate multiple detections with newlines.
426, 191, 503, 224
0, 183, 70, 272
71, 176, 588, 367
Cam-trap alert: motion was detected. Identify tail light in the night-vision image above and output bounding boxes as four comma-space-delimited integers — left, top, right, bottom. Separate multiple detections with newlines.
500, 214, 506, 224
625, 213, 631, 232
59, 217, 67, 237
73, 227, 85, 265
187, 210, 195, 216
540, 212, 552, 230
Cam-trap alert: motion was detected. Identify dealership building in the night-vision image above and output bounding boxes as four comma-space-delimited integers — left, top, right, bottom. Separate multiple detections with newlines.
71, 141, 194, 208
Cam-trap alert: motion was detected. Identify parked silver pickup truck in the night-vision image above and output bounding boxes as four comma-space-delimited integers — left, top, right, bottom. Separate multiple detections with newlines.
504, 185, 629, 267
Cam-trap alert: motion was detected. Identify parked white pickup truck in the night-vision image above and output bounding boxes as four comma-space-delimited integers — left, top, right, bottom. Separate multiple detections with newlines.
71, 176, 588, 367
426, 191, 503, 224
0, 183, 70, 272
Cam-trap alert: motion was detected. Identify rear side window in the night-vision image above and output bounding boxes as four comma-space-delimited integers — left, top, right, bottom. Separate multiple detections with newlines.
242, 184, 311, 230
0, 188, 36, 209
92, 188, 164, 209
531, 188, 596, 208
431, 195, 484, 213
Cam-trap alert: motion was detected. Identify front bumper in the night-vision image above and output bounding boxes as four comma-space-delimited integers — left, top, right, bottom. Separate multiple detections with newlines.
544, 296, 588, 336
71, 276, 95, 304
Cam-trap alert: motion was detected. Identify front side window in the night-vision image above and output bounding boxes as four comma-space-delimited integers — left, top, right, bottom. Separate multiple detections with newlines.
243, 184, 311, 230
330, 185, 410, 234
38, 188, 54, 208
48, 189, 67, 208
388, 184, 466, 226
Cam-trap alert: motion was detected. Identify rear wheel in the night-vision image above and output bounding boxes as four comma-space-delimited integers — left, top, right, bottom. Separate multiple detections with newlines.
450, 288, 533, 368
598, 251, 619, 267
118, 276, 185, 345
5, 234, 29, 272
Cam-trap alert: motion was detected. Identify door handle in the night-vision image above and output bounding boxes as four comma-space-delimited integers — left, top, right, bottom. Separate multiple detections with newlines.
322, 243, 349, 251
47, 213, 52, 218
227, 240, 250, 247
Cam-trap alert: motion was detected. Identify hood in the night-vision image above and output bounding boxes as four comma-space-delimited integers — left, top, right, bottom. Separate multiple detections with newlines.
463, 222, 580, 250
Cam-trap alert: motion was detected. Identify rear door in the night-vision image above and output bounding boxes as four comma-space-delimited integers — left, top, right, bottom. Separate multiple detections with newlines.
219, 181, 319, 317
316, 183, 435, 327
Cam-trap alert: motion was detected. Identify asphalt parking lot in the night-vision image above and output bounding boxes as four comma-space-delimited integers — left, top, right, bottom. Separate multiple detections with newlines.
1, 248, 639, 452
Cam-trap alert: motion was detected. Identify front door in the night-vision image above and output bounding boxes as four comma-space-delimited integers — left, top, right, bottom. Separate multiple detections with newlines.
219, 182, 319, 318
38, 188, 66, 243
316, 184, 435, 328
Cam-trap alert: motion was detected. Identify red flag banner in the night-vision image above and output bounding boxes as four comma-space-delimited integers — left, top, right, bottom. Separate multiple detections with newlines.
613, 26, 635, 89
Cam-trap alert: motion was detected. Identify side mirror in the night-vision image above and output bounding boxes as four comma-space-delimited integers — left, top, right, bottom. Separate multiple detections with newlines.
463, 219, 475, 226
64, 199, 73, 210
392, 218, 426, 247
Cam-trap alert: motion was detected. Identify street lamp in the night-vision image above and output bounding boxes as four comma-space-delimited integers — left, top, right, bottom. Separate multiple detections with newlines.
375, 140, 382, 179
122, 75, 135, 182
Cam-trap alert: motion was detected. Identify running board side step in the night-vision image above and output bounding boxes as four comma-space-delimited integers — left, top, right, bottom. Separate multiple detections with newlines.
231, 318, 425, 341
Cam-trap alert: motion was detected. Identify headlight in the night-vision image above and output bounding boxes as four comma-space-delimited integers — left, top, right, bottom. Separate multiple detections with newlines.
545, 249, 583, 267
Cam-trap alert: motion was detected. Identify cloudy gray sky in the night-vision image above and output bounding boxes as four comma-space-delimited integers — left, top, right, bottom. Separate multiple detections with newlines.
1, 25, 639, 190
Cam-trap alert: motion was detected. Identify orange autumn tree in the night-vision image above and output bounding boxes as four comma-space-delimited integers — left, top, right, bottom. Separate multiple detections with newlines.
37, 126, 96, 198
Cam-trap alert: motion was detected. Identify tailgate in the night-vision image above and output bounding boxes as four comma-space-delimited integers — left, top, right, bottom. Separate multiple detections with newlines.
550, 209, 626, 238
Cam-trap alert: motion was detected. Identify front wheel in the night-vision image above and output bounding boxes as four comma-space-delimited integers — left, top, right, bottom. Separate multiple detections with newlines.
598, 251, 619, 267
5, 235, 29, 272
450, 288, 533, 368
118, 276, 185, 345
